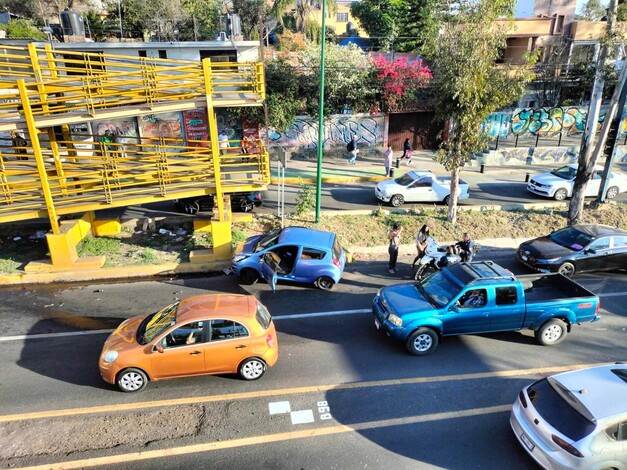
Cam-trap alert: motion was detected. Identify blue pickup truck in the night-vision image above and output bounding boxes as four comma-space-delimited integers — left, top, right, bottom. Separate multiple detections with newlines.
372, 261, 601, 355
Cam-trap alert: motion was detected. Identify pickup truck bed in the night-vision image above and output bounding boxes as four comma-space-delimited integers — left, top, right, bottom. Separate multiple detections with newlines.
521, 273, 595, 303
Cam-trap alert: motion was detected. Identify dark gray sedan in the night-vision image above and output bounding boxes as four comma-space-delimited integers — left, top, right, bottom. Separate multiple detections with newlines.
517, 224, 627, 277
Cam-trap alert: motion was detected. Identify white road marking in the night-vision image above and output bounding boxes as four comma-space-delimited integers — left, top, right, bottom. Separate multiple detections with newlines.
269, 401, 291, 415
0, 288, 624, 343
290, 409, 315, 425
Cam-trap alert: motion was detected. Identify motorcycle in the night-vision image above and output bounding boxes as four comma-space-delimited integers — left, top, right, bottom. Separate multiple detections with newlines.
413, 237, 461, 280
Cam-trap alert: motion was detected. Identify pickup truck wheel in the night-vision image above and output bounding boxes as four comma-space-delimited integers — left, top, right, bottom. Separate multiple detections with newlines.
606, 186, 619, 199
390, 194, 404, 207
558, 262, 575, 277
535, 319, 568, 346
406, 328, 439, 356
553, 188, 568, 201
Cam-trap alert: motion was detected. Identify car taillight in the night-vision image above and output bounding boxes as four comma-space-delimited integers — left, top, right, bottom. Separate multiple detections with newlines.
255, 194, 262, 200
266, 334, 274, 348
595, 301, 600, 315
551, 435, 583, 457
519, 390, 528, 408
333, 258, 341, 268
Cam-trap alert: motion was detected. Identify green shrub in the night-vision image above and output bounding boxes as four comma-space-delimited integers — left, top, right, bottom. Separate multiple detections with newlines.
294, 178, 316, 216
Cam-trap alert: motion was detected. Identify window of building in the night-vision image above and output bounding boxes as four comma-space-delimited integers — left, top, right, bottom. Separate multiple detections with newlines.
158, 50, 167, 59
337, 12, 348, 22
138, 50, 147, 58
555, 15, 565, 34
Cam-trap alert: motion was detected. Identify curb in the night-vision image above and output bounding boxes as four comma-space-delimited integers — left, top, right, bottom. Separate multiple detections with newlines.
0, 237, 528, 286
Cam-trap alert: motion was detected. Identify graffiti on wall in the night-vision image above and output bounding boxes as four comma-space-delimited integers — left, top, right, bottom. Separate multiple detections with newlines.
261, 114, 385, 148
489, 146, 578, 165
482, 112, 511, 139
510, 107, 588, 136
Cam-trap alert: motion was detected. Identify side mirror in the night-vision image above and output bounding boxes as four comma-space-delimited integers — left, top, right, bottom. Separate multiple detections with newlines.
155, 343, 164, 353
585, 248, 597, 255
449, 304, 459, 313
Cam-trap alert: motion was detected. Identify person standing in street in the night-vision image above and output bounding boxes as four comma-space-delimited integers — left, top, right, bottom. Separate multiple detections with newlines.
388, 223, 402, 274
401, 138, 412, 164
347, 135, 358, 165
412, 223, 430, 268
384, 145, 394, 176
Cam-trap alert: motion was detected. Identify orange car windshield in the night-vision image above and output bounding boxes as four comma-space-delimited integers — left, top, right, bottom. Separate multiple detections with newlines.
139, 302, 179, 344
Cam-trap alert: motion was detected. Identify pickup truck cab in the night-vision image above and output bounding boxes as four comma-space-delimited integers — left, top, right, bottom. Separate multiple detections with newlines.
372, 261, 601, 355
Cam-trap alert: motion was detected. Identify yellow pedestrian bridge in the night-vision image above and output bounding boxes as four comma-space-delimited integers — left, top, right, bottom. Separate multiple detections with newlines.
0, 43, 269, 271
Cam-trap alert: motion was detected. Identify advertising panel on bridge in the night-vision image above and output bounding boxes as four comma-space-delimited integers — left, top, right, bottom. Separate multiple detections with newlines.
183, 108, 209, 147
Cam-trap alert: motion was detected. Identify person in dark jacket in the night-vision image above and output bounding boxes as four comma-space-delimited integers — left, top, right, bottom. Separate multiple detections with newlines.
456, 232, 476, 262
401, 138, 412, 164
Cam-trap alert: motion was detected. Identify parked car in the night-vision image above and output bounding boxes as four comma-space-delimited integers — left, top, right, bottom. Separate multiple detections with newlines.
510, 363, 627, 470
375, 170, 469, 207
174, 191, 262, 214
527, 164, 627, 201
231, 226, 347, 290
517, 224, 627, 277
99, 294, 278, 392
372, 261, 600, 355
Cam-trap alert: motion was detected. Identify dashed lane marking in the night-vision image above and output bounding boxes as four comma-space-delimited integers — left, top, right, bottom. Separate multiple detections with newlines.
0, 309, 372, 343
14, 404, 513, 470
0, 362, 609, 423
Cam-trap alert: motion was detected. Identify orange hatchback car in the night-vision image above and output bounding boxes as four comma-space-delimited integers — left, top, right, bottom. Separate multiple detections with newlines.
99, 294, 278, 392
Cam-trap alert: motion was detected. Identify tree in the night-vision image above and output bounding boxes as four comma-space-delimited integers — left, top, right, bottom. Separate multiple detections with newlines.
350, 0, 438, 53
429, 0, 535, 224
580, 0, 608, 20
371, 54, 432, 111
299, 42, 377, 115
530, 37, 571, 107
83, 10, 111, 42
232, 0, 266, 40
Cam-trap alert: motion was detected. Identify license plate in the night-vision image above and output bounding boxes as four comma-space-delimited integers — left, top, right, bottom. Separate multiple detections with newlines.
520, 432, 535, 452
521, 255, 528, 261
374, 319, 380, 330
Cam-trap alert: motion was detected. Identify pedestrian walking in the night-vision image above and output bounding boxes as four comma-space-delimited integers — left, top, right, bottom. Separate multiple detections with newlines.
411, 224, 430, 268
100, 129, 114, 155
11, 130, 28, 160
384, 145, 394, 176
218, 130, 229, 155
401, 138, 412, 164
388, 223, 402, 274
347, 135, 359, 165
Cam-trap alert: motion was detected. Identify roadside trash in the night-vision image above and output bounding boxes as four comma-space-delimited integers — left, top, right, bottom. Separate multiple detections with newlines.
223, 268, 232, 275
13, 236, 21, 241
158, 228, 168, 235
176, 229, 186, 235
44, 304, 54, 308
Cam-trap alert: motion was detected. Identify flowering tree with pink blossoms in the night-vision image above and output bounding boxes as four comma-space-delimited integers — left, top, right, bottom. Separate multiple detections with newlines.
371, 54, 433, 112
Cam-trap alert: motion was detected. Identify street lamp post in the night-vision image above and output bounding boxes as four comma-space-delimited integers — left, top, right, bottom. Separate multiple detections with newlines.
118, 0, 123, 41
315, 0, 327, 223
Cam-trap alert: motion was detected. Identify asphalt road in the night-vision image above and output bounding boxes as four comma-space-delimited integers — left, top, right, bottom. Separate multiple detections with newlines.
1, 250, 625, 469
99, 165, 627, 221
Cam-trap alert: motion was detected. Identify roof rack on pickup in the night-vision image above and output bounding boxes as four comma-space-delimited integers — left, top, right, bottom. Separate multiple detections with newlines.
449, 261, 516, 284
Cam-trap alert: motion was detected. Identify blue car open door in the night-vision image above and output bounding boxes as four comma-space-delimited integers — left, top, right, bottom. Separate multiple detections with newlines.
261, 251, 280, 292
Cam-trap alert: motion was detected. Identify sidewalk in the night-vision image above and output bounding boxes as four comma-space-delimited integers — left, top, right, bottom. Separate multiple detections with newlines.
270, 149, 567, 185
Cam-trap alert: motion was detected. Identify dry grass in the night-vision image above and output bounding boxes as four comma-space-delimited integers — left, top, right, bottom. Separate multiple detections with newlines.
1, 203, 625, 274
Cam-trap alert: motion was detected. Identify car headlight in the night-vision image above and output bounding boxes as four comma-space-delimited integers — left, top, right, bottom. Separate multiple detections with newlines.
232, 254, 249, 263
388, 314, 403, 327
103, 350, 119, 363
536, 257, 560, 263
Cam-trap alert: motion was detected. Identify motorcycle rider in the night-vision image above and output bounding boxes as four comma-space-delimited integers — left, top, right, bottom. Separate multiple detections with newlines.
437, 245, 460, 268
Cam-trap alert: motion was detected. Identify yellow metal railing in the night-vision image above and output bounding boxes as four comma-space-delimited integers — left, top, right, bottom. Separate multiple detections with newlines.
0, 45, 265, 124
0, 137, 270, 223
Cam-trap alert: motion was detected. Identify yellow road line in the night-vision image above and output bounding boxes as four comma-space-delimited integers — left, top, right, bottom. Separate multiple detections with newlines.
0, 362, 608, 423
17, 404, 513, 470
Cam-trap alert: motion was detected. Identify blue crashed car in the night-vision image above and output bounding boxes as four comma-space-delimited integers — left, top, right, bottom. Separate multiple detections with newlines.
231, 227, 347, 290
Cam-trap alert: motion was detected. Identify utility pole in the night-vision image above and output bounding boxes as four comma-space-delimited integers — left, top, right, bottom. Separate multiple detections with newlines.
315, 0, 328, 224
597, 60, 627, 202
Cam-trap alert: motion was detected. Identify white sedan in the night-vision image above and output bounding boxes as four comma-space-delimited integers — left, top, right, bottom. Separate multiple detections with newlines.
527, 164, 627, 201
375, 170, 470, 207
